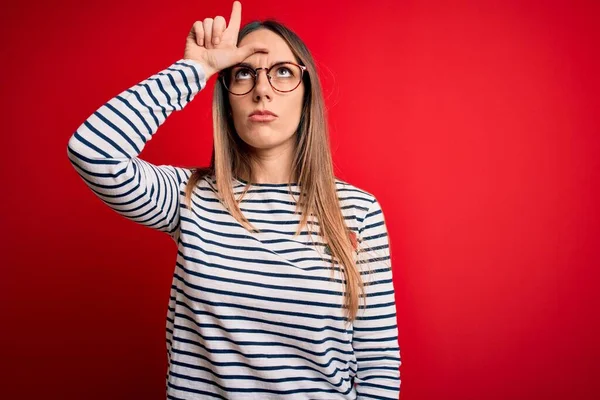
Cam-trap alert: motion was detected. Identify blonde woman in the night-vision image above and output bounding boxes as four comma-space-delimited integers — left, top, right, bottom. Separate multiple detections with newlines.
67, 1, 401, 398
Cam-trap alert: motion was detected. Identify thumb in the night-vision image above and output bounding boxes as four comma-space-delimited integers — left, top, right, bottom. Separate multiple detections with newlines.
235, 43, 269, 61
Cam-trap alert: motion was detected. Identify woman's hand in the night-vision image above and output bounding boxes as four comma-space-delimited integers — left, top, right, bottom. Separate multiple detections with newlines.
184, 1, 268, 80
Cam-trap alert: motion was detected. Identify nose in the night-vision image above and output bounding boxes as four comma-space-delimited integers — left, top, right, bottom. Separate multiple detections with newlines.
253, 68, 273, 101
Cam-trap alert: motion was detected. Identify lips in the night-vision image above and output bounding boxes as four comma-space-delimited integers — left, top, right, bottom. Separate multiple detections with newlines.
249, 110, 277, 117
249, 110, 278, 122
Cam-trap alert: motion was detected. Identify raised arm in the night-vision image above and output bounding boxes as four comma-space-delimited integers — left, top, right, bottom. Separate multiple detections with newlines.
66, 59, 207, 239
67, 1, 268, 240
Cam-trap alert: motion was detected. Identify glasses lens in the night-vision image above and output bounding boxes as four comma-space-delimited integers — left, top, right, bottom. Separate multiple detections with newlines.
269, 63, 303, 92
225, 63, 303, 94
226, 66, 255, 95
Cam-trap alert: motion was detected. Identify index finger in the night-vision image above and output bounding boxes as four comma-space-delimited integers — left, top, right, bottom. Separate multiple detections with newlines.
228, 1, 242, 33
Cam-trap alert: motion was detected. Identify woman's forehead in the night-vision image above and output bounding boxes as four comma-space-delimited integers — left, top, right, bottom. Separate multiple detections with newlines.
239, 29, 295, 65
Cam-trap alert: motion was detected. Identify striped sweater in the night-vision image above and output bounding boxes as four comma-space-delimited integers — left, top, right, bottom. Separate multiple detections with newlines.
66, 58, 401, 399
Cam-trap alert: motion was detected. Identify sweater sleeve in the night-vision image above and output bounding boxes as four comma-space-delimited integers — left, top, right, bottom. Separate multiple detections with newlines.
352, 198, 402, 399
66, 58, 207, 241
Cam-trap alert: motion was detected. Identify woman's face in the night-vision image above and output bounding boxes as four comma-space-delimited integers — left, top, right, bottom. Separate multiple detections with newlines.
228, 29, 305, 151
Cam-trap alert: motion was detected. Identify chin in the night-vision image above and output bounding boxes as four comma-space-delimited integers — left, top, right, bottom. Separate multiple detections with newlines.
244, 140, 284, 150
241, 127, 274, 140
241, 135, 293, 151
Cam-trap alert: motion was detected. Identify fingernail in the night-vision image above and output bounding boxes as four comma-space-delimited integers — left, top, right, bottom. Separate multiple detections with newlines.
214, 37, 220, 45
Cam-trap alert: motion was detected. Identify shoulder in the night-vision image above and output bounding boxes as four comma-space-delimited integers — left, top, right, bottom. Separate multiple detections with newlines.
334, 177, 377, 205
171, 167, 214, 187
334, 177, 381, 230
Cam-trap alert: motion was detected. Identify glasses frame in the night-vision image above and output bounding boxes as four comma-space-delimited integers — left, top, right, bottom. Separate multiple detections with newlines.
219, 62, 308, 96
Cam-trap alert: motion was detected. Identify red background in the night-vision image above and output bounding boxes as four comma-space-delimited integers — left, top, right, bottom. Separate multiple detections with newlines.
1, 0, 599, 399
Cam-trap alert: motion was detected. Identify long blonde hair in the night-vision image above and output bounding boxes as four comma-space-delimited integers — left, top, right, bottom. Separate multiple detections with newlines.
184, 20, 367, 323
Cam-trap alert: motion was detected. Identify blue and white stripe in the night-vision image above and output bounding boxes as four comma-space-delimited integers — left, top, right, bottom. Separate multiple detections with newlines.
67, 58, 400, 399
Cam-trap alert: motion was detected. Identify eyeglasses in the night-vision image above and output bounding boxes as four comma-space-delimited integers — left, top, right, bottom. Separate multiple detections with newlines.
220, 62, 307, 96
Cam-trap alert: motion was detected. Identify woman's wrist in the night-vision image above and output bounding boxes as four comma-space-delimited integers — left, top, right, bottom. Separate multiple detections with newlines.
184, 58, 216, 81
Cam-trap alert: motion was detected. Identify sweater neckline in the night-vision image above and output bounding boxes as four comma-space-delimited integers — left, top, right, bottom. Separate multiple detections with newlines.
234, 176, 300, 188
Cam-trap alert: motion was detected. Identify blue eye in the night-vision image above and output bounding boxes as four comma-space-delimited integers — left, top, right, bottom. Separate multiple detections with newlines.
276, 67, 293, 77
234, 68, 253, 80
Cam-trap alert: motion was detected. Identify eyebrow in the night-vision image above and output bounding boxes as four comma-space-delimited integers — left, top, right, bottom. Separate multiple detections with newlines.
236, 61, 295, 69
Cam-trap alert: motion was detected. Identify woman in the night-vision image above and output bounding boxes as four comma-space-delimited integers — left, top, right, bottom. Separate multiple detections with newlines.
67, 1, 401, 398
